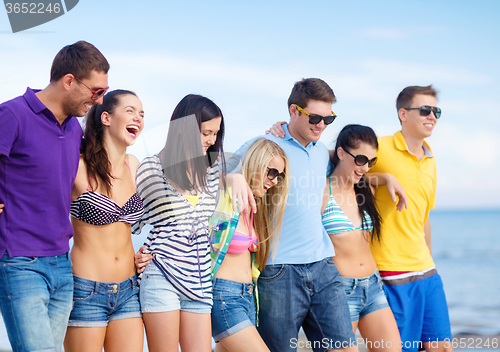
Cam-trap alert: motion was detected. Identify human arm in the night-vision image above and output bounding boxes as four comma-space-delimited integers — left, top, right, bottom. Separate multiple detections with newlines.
424, 217, 432, 256
266, 121, 287, 139
321, 179, 330, 215
225, 173, 257, 214
134, 245, 153, 274
224, 138, 262, 214
365, 172, 408, 211
0, 203, 4, 214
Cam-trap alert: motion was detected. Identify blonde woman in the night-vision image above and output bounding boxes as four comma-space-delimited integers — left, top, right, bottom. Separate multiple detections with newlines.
210, 138, 290, 352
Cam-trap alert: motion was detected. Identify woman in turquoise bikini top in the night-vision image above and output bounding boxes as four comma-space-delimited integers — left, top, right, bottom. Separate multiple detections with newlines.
321, 124, 401, 350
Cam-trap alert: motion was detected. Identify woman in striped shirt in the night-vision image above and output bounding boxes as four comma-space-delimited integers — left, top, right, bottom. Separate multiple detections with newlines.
322, 124, 400, 351
132, 94, 228, 352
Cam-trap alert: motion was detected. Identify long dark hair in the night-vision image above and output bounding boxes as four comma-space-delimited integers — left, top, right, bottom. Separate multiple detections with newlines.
160, 94, 226, 194
330, 124, 381, 242
81, 89, 137, 196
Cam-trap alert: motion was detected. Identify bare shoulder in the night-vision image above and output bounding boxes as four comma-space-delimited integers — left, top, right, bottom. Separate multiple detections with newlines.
126, 154, 140, 176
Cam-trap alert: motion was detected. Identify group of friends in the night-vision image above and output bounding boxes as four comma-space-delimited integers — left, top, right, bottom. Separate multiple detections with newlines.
0, 40, 452, 352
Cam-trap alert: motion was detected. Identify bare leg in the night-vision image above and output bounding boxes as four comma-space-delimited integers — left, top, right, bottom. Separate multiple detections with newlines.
327, 321, 359, 352
357, 308, 401, 352
217, 325, 270, 352
143, 311, 180, 352
215, 343, 229, 352
179, 311, 212, 352
104, 317, 144, 352
64, 326, 107, 352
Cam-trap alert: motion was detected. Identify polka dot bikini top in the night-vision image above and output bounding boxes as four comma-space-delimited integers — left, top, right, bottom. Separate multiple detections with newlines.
70, 162, 144, 226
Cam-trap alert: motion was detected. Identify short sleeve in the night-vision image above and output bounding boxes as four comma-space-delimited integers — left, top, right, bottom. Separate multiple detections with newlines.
430, 163, 437, 209
0, 105, 20, 156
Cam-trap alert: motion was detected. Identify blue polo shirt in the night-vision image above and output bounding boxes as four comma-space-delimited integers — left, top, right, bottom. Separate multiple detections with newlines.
233, 125, 334, 265
0, 88, 82, 257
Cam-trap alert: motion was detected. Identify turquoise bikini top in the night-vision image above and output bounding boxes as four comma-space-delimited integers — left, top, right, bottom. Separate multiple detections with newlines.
322, 176, 373, 235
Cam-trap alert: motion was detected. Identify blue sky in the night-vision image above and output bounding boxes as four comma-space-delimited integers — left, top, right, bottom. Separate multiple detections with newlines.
1, 0, 499, 208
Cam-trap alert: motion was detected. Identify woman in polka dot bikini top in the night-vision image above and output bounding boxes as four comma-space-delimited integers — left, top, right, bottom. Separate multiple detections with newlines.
64, 90, 145, 352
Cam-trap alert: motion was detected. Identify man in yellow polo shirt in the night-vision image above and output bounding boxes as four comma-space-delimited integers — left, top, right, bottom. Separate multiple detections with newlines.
369, 85, 452, 352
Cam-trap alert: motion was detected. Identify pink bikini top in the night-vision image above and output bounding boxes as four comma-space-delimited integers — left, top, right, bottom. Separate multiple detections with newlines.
226, 212, 258, 254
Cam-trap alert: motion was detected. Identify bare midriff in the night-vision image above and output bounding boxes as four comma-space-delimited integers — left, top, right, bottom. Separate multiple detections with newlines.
71, 218, 136, 283
330, 228, 378, 278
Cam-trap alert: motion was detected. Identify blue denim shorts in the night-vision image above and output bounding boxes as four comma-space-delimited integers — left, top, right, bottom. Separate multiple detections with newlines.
68, 274, 141, 327
140, 263, 212, 314
339, 271, 390, 322
211, 278, 256, 342
257, 257, 356, 352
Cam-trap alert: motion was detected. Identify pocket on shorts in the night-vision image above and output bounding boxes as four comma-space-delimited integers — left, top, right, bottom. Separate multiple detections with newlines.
2, 256, 38, 266
258, 264, 286, 282
213, 288, 244, 305
73, 285, 95, 301
339, 277, 356, 297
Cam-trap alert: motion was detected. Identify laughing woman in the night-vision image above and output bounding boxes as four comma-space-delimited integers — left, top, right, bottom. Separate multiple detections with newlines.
64, 90, 145, 352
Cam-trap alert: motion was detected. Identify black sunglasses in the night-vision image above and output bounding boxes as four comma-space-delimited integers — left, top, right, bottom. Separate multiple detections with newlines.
266, 167, 285, 183
295, 105, 337, 125
404, 105, 441, 119
344, 150, 377, 168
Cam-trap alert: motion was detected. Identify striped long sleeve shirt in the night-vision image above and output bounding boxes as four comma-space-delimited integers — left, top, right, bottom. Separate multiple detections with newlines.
132, 155, 219, 305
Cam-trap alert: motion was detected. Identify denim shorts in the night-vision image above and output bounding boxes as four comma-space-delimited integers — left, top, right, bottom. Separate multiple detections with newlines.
338, 271, 390, 322
68, 274, 141, 327
257, 257, 356, 352
140, 263, 212, 314
211, 278, 256, 342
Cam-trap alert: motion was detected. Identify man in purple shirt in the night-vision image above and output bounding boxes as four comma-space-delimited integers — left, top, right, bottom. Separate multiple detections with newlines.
0, 41, 109, 352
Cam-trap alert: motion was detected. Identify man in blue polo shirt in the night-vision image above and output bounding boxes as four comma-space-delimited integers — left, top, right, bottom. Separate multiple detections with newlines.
230, 78, 356, 352
0, 41, 109, 352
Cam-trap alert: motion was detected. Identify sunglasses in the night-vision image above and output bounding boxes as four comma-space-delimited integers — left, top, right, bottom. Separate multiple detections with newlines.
74, 76, 109, 101
295, 105, 337, 125
266, 167, 285, 183
344, 149, 377, 168
404, 105, 441, 119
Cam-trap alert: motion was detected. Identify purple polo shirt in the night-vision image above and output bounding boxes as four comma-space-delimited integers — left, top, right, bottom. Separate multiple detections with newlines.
0, 88, 82, 257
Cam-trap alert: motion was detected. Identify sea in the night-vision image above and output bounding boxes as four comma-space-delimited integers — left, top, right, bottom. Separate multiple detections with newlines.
0, 209, 499, 350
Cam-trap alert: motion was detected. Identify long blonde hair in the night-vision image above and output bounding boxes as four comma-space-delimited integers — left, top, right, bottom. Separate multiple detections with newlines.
241, 139, 290, 268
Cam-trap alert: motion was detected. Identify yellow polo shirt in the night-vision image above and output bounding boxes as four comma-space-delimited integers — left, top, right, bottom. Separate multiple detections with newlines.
370, 131, 436, 271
